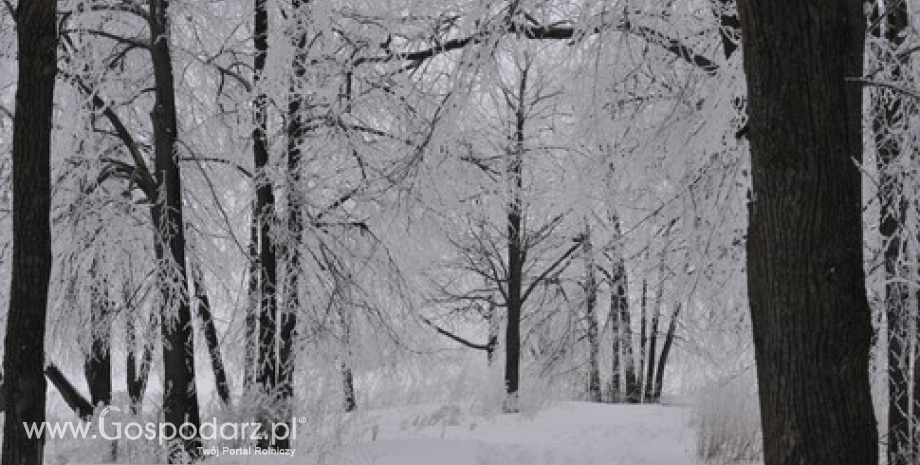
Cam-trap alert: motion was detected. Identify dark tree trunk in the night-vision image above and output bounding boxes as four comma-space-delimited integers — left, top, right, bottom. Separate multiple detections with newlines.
252, 0, 280, 443
125, 314, 141, 411
253, 0, 279, 408
486, 301, 499, 366
637, 279, 648, 398
126, 308, 154, 414
245, 206, 259, 392
340, 304, 357, 412
606, 212, 637, 403
869, 1, 912, 463
503, 65, 528, 414
644, 240, 669, 403
582, 223, 601, 402
652, 303, 681, 402
2, 1, 57, 464
45, 365, 93, 420
342, 363, 356, 412
190, 259, 231, 407
737, 0, 878, 463
84, 264, 112, 410
608, 294, 621, 401
255, 0, 309, 449
644, 307, 659, 403
148, 0, 201, 459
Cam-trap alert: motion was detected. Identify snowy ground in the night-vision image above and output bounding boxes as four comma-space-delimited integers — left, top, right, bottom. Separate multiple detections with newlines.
210, 401, 731, 465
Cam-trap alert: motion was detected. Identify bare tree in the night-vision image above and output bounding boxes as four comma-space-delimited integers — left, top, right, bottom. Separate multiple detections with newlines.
148, 0, 202, 459
868, 0, 915, 462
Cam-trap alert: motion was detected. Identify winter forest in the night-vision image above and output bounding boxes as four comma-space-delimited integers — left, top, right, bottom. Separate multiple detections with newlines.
0, 0, 915, 464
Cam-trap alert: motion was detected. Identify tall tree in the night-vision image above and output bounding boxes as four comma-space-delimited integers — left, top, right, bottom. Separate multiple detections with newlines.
737, 0, 878, 463
148, 0, 202, 459
502, 56, 527, 413
604, 210, 639, 402
2, 1, 57, 464
581, 222, 601, 402
868, 0, 913, 462
189, 257, 231, 407
252, 0, 282, 439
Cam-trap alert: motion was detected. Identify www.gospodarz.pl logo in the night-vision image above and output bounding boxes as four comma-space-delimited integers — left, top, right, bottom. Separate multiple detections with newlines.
23, 406, 307, 448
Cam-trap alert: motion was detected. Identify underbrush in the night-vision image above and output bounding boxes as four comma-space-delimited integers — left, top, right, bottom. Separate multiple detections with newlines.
692, 374, 763, 464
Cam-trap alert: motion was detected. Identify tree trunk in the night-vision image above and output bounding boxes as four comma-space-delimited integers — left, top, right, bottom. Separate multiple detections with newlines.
84, 262, 112, 410
868, 1, 912, 463
2, 1, 57, 464
342, 363, 357, 412
45, 365, 93, 420
645, 232, 670, 403
486, 300, 499, 366
638, 279, 648, 400
148, 0, 201, 459
126, 307, 154, 414
644, 306, 659, 403
190, 258, 231, 407
245, 205, 259, 392
606, 212, 637, 403
652, 303, 681, 402
737, 0, 878, 463
608, 295, 621, 402
252, 0, 279, 445
582, 222, 601, 402
503, 64, 528, 414
340, 301, 357, 412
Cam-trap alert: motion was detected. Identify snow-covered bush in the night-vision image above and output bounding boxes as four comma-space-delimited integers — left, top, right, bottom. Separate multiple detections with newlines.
693, 375, 762, 464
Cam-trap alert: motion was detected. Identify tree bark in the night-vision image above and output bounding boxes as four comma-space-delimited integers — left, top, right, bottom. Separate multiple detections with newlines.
487, 300, 499, 366
190, 258, 231, 407
126, 307, 154, 414
737, 0, 878, 463
644, 306, 659, 403
252, 0, 279, 408
606, 212, 637, 403
45, 365, 93, 420
638, 279, 648, 399
503, 64, 528, 414
582, 222, 601, 402
2, 1, 57, 464
342, 363, 357, 412
148, 0, 201, 459
84, 262, 112, 410
245, 206, 259, 392
652, 303, 681, 402
645, 230, 670, 403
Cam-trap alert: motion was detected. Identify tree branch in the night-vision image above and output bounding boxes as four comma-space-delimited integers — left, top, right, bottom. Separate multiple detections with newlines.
60, 71, 157, 197
355, 14, 718, 74
178, 156, 252, 178
521, 238, 583, 304
62, 27, 149, 49
421, 316, 490, 351
849, 77, 920, 102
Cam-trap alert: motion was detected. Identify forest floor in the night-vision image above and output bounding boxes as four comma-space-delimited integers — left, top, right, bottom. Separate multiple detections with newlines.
13, 396, 763, 464
209, 401, 734, 465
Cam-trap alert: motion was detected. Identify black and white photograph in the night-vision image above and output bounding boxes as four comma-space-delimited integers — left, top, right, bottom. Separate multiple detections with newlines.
0, 0, 906, 464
